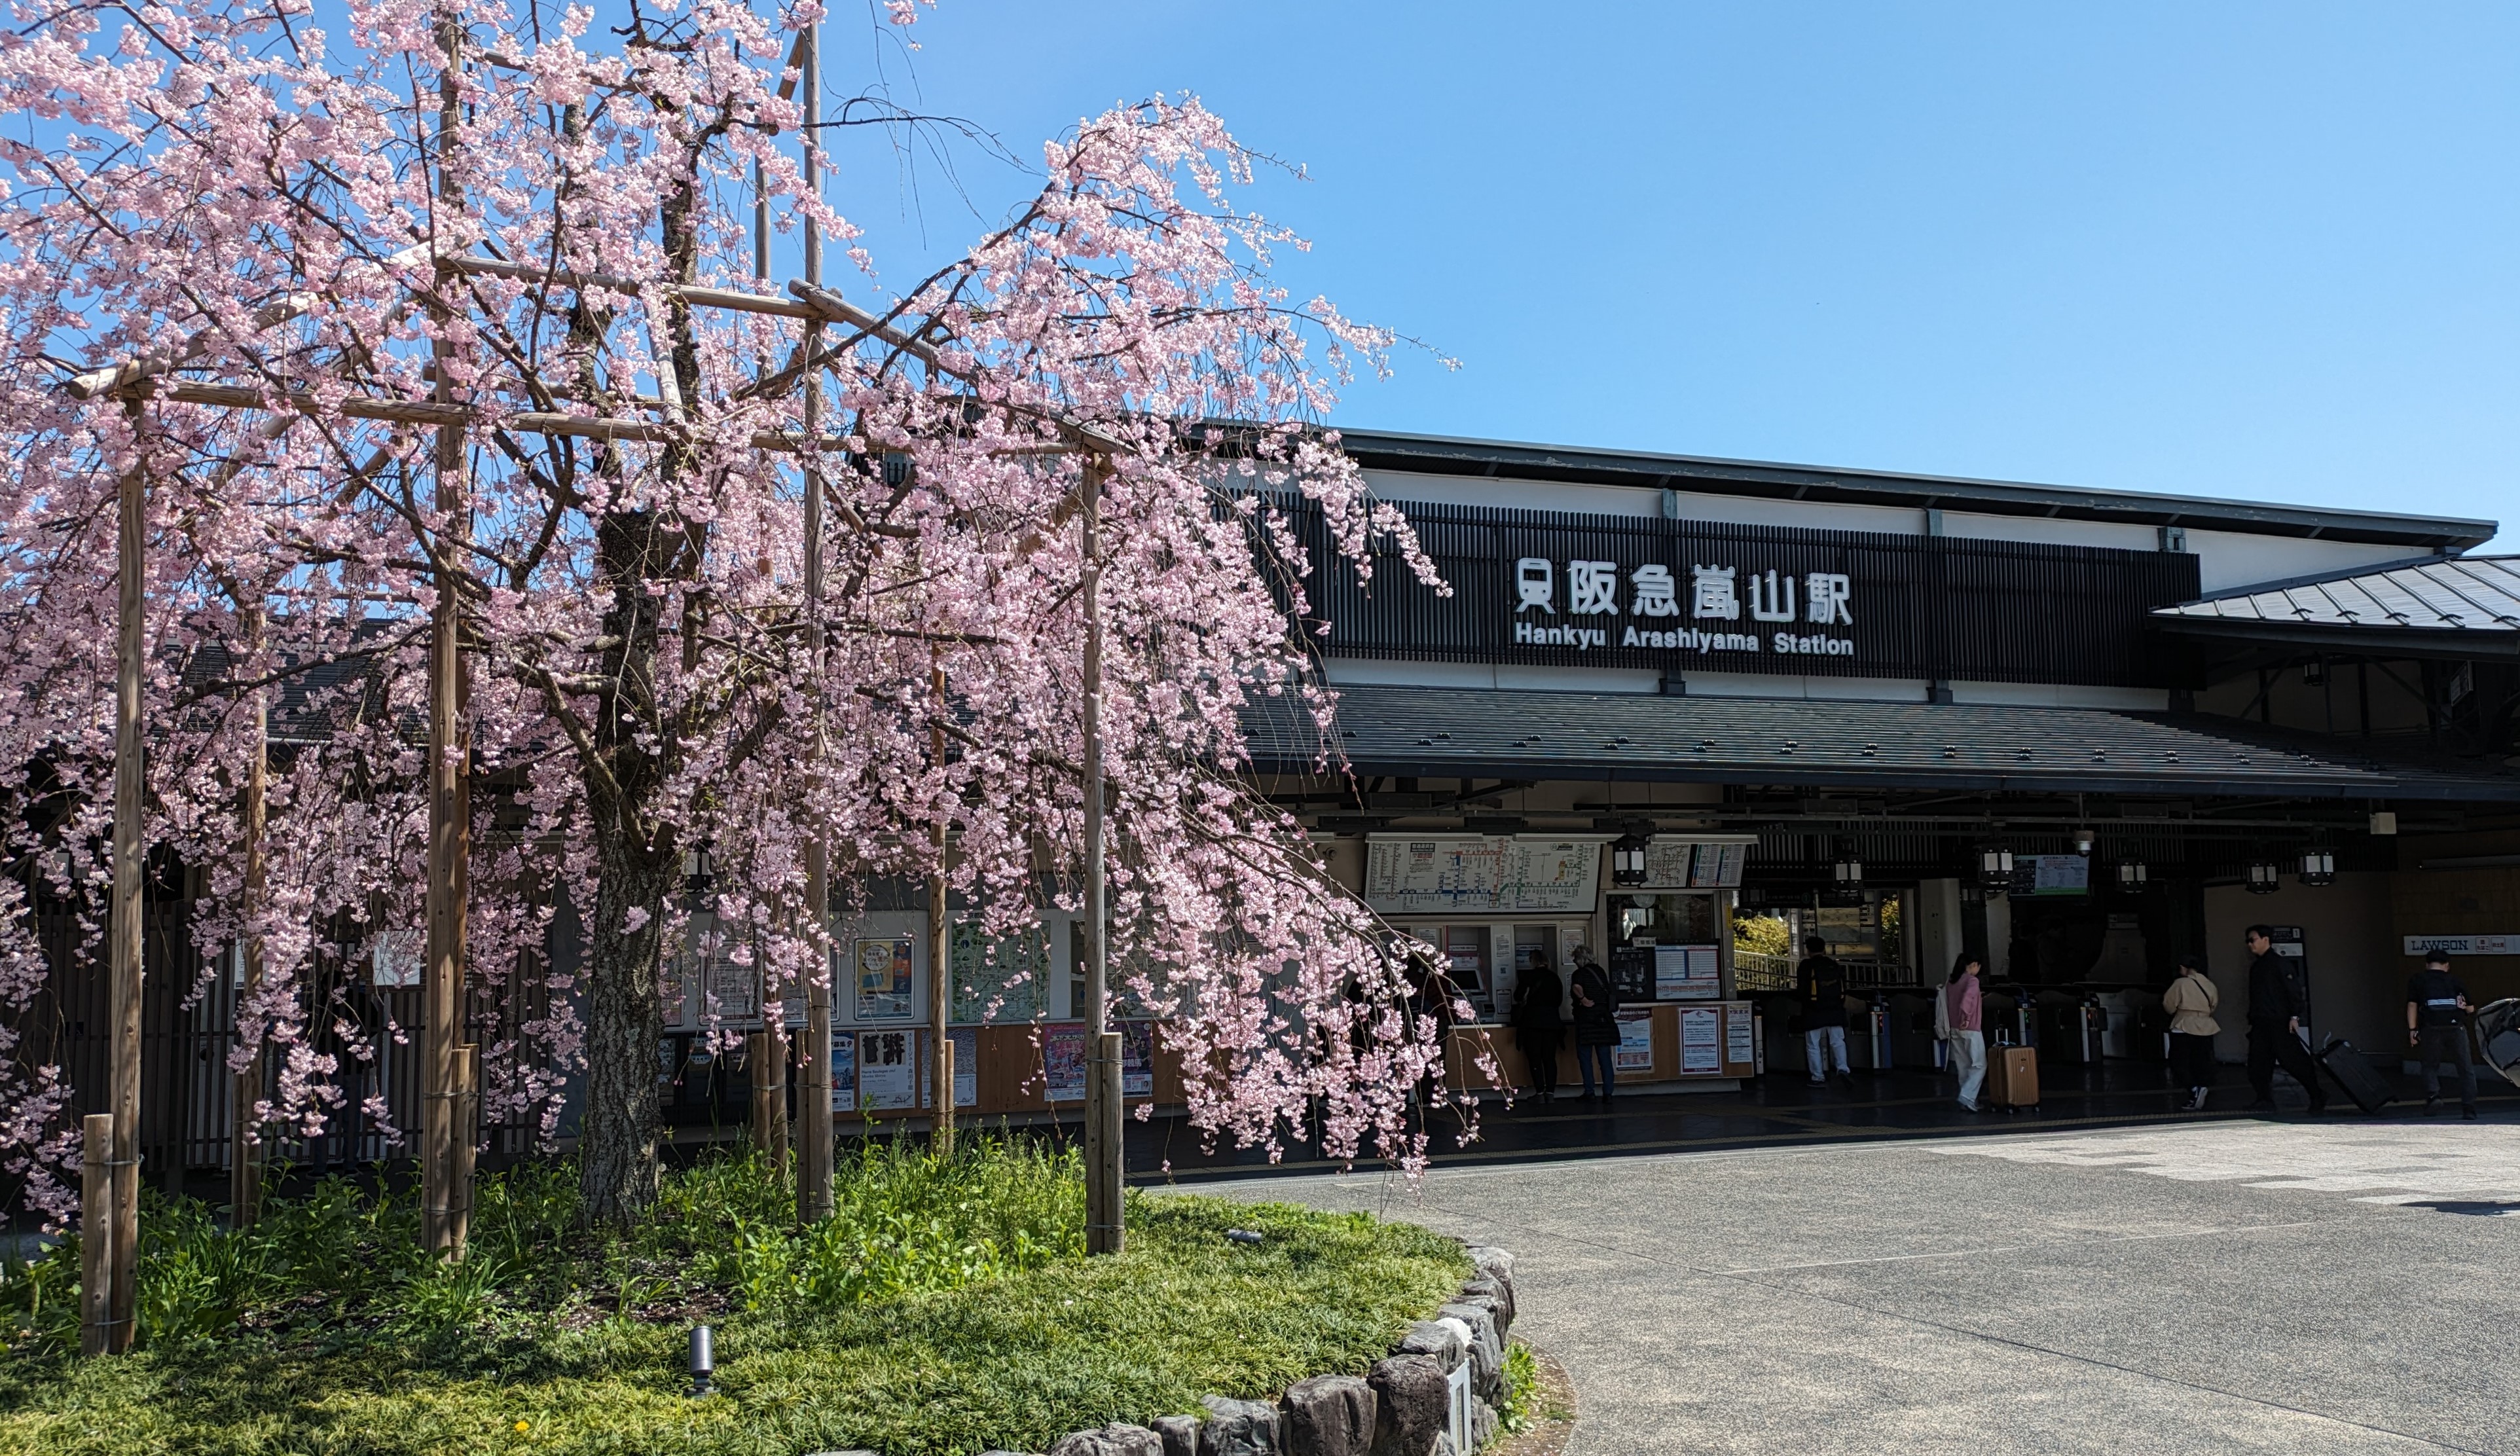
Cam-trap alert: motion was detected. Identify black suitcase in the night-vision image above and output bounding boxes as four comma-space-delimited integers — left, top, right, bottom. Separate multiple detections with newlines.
2317, 1037, 2394, 1114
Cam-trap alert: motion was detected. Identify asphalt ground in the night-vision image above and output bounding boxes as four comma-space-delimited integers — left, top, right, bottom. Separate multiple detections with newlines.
1195, 1114, 2520, 1454
1129, 1051, 2520, 1181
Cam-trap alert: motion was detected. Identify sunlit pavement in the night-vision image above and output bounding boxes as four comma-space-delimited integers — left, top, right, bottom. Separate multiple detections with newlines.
1198, 1116, 2520, 1455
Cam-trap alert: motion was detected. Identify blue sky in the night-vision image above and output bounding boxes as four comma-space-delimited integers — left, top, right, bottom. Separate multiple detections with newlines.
822, 1, 2519, 545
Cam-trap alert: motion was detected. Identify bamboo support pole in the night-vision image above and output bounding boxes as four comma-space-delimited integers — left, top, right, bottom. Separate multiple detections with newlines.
102, 404, 148, 1349
421, 10, 475, 1264
795, 16, 833, 1227
928, 655, 953, 1154
229, 603, 268, 1228
1080, 456, 1121, 1256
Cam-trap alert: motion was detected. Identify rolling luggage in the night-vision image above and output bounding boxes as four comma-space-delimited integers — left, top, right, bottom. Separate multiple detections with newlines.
2316, 1037, 2394, 1114
1984, 1044, 2040, 1113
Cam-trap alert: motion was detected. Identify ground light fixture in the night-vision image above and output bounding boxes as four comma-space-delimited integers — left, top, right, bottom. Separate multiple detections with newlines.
2117, 860, 2149, 891
689, 1325, 714, 1398
2246, 860, 2282, 895
2299, 848, 2337, 887
1610, 831, 1651, 888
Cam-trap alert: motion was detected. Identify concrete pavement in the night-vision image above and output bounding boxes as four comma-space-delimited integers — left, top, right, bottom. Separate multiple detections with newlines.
1201, 1119, 2520, 1454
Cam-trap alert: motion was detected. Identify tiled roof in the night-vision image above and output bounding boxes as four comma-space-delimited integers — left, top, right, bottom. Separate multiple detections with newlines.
1243, 685, 2520, 802
2155, 556, 2520, 651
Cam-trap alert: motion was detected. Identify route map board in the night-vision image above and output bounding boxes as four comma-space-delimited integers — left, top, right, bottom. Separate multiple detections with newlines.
1364, 837, 1603, 915
1630, 839, 1753, 891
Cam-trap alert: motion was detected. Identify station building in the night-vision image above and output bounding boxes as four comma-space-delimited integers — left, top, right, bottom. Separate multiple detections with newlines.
1235, 430, 2520, 1091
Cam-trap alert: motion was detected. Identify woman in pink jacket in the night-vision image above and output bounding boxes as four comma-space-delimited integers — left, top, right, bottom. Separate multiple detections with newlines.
1945, 953, 1986, 1112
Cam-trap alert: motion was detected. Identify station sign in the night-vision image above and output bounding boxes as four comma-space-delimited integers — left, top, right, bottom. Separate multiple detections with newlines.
1280, 496, 2202, 689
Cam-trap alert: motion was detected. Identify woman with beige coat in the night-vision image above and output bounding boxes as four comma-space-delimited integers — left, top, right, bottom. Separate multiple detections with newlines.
2163, 955, 2221, 1111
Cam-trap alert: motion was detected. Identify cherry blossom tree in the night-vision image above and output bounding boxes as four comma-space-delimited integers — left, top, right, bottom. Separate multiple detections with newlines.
0, 0, 1460, 1226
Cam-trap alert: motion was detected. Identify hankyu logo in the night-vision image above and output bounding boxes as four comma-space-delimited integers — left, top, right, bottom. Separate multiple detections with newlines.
1512, 558, 1855, 655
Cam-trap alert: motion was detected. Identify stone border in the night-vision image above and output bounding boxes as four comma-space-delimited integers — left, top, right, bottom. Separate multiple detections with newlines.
943, 1243, 1520, 1456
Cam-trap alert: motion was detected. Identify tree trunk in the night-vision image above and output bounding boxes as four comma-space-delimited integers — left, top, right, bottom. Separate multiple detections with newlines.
574, 508, 682, 1224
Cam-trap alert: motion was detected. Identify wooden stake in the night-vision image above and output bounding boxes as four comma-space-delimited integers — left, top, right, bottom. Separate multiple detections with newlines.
230, 603, 268, 1228
421, 10, 475, 1262
104, 405, 147, 1351
1080, 456, 1122, 1256
794, 16, 833, 1227
79, 1113, 111, 1356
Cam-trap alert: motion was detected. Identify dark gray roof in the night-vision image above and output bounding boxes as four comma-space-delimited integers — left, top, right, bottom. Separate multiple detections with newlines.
1245, 685, 2520, 802
2155, 556, 2520, 656
1332, 428, 2498, 551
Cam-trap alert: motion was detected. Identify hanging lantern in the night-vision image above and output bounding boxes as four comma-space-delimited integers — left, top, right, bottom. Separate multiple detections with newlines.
2117, 860, 2148, 891
2073, 828, 2096, 856
1977, 846, 2015, 889
1833, 856, 1864, 891
2299, 848, 2336, 888
2245, 860, 2282, 895
1610, 831, 1650, 888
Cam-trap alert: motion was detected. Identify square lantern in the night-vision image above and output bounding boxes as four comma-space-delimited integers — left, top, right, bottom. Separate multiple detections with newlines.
2245, 860, 2282, 895
1977, 846, 2015, 889
2117, 860, 2148, 891
2299, 848, 2336, 887
1611, 831, 1650, 888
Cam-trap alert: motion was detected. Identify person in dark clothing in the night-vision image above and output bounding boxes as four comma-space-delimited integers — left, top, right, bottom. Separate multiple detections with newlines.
1402, 950, 1462, 1110
1512, 953, 1566, 1104
2406, 950, 2477, 1118
1568, 948, 1620, 1101
1798, 936, 1852, 1085
2242, 924, 2326, 1113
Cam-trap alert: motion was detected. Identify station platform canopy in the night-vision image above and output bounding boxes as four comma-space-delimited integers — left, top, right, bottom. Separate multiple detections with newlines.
1243, 683, 2520, 803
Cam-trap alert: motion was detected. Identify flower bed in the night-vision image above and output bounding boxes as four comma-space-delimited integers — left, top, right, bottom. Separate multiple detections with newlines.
0, 1142, 1474, 1456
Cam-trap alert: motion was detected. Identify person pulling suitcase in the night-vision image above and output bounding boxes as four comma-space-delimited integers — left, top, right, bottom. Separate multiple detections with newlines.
2243, 924, 2326, 1114
2406, 949, 2478, 1119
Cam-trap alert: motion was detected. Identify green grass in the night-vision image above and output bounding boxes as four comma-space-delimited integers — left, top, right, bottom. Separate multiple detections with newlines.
0, 1139, 1470, 1456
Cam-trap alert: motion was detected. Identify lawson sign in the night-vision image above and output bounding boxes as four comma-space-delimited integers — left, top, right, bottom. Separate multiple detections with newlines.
2403, 934, 2519, 957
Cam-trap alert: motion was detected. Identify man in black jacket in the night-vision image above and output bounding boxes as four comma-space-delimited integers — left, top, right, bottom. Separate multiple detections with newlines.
1799, 936, 1852, 1085
2244, 924, 2326, 1113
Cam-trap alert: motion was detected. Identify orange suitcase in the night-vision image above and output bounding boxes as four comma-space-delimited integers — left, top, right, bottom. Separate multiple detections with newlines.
1985, 1045, 2040, 1112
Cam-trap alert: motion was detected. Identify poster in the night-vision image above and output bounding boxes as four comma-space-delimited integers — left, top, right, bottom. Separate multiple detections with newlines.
950, 1027, 979, 1109
1044, 1024, 1087, 1102
854, 936, 915, 1021
1654, 945, 1721, 1000
829, 1028, 856, 1110
1363, 837, 1601, 915
1725, 1003, 1755, 1067
371, 930, 422, 989
1609, 945, 1654, 1002
1122, 1021, 1156, 1098
854, 1028, 918, 1110
952, 921, 1048, 1023
1681, 1007, 1721, 1074
1614, 1008, 1654, 1073
2025, 854, 2089, 896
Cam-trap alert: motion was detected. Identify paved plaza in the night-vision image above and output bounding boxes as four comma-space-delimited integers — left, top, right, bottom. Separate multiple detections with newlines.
1205, 1118, 2520, 1454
